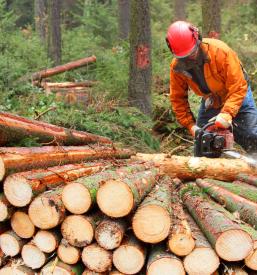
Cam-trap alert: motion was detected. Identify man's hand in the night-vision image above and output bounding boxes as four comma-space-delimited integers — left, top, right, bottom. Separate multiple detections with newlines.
189, 125, 200, 137
215, 113, 232, 129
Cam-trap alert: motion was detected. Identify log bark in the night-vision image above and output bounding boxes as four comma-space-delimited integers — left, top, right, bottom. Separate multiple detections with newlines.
95, 218, 127, 250
34, 230, 61, 253
28, 188, 65, 229
0, 230, 26, 256
57, 239, 81, 264
183, 212, 220, 275
41, 259, 84, 275
0, 111, 111, 147
11, 211, 35, 239
97, 169, 158, 218
0, 193, 13, 222
0, 261, 34, 275
135, 154, 257, 180
202, 178, 257, 202
113, 235, 146, 274
237, 173, 257, 187
0, 145, 132, 181
61, 213, 102, 247
32, 56, 96, 80
196, 178, 257, 228
21, 242, 47, 269
62, 163, 153, 214
4, 162, 102, 207
182, 189, 253, 261
132, 176, 172, 243
167, 195, 195, 256
146, 244, 185, 275
82, 243, 112, 273
42, 81, 96, 89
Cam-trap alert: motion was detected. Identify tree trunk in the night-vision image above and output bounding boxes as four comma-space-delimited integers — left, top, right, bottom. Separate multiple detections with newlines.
32, 56, 96, 81
0, 193, 13, 222
132, 176, 172, 243
128, 0, 152, 115
0, 111, 111, 147
0, 145, 132, 181
34, 230, 61, 253
183, 212, 220, 275
41, 260, 84, 275
82, 243, 112, 273
236, 173, 257, 187
168, 196, 195, 256
97, 169, 158, 217
34, 0, 47, 44
147, 244, 185, 275
135, 154, 257, 181
182, 189, 253, 261
196, 178, 257, 228
47, 0, 62, 65
95, 218, 127, 250
202, 0, 221, 38
10, 211, 35, 239
28, 188, 65, 229
57, 239, 81, 265
202, 178, 257, 202
4, 162, 102, 207
113, 234, 146, 274
61, 213, 102, 247
174, 0, 187, 21
118, 0, 130, 40
61, 163, 150, 214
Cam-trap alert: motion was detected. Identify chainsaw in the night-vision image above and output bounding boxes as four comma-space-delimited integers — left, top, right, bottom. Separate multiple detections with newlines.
194, 121, 257, 168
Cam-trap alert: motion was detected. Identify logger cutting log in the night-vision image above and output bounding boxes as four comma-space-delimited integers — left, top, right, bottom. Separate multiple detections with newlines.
166, 21, 257, 156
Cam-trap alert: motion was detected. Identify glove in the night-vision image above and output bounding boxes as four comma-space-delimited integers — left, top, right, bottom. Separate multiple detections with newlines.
215, 113, 232, 129
189, 125, 200, 137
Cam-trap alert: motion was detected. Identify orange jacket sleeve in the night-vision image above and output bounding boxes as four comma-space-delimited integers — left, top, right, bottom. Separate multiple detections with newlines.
170, 67, 196, 130
220, 50, 248, 117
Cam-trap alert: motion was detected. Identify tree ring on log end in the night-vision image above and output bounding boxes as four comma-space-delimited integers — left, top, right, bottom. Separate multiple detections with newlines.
34, 230, 58, 253
11, 211, 35, 239
147, 257, 185, 275
0, 267, 32, 275
168, 233, 195, 256
0, 233, 20, 256
21, 243, 46, 269
245, 245, 257, 270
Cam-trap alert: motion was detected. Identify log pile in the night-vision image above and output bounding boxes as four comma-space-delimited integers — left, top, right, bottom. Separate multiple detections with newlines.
1, 149, 257, 274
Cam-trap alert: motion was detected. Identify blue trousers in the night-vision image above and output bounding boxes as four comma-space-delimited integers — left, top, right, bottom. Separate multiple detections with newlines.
197, 86, 257, 153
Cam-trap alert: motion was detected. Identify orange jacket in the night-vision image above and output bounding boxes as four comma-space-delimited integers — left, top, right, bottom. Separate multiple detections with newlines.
169, 38, 248, 130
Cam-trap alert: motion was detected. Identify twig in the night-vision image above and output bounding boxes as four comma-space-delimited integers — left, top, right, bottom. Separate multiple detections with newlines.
170, 132, 194, 144
34, 106, 57, 120
168, 145, 190, 156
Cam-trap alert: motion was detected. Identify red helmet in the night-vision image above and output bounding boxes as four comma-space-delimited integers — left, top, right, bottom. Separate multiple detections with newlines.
166, 21, 199, 58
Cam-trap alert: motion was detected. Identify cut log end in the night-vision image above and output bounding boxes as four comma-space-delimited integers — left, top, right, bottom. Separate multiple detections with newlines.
34, 230, 59, 253
62, 182, 92, 214
82, 269, 107, 275
28, 196, 62, 229
0, 232, 21, 256
82, 243, 112, 273
168, 233, 195, 256
41, 266, 74, 275
132, 205, 171, 243
183, 247, 220, 275
61, 215, 94, 247
0, 266, 34, 275
215, 229, 253, 261
147, 257, 185, 275
113, 244, 145, 274
4, 175, 32, 207
97, 180, 134, 218
0, 157, 5, 181
21, 243, 46, 269
57, 242, 81, 265
0, 201, 8, 222
11, 211, 35, 239
245, 245, 257, 270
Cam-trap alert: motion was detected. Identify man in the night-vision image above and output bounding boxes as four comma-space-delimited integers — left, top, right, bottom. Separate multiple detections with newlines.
166, 20, 257, 153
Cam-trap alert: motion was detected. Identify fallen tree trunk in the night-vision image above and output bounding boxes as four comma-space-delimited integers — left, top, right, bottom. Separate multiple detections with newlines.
0, 111, 112, 146
42, 81, 96, 89
183, 212, 220, 275
82, 243, 112, 273
97, 169, 158, 218
146, 244, 185, 275
0, 193, 13, 222
34, 230, 61, 253
132, 176, 172, 243
196, 178, 257, 228
113, 235, 146, 274
32, 56, 96, 81
41, 259, 84, 275
237, 173, 257, 187
135, 154, 257, 180
203, 178, 257, 202
95, 218, 127, 250
0, 145, 132, 181
4, 162, 102, 207
182, 187, 253, 261
57, 239, 81, 265
61, 162, 151, 214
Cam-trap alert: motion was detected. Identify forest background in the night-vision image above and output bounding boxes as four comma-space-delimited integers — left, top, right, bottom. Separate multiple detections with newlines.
0, 0, 256, 154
